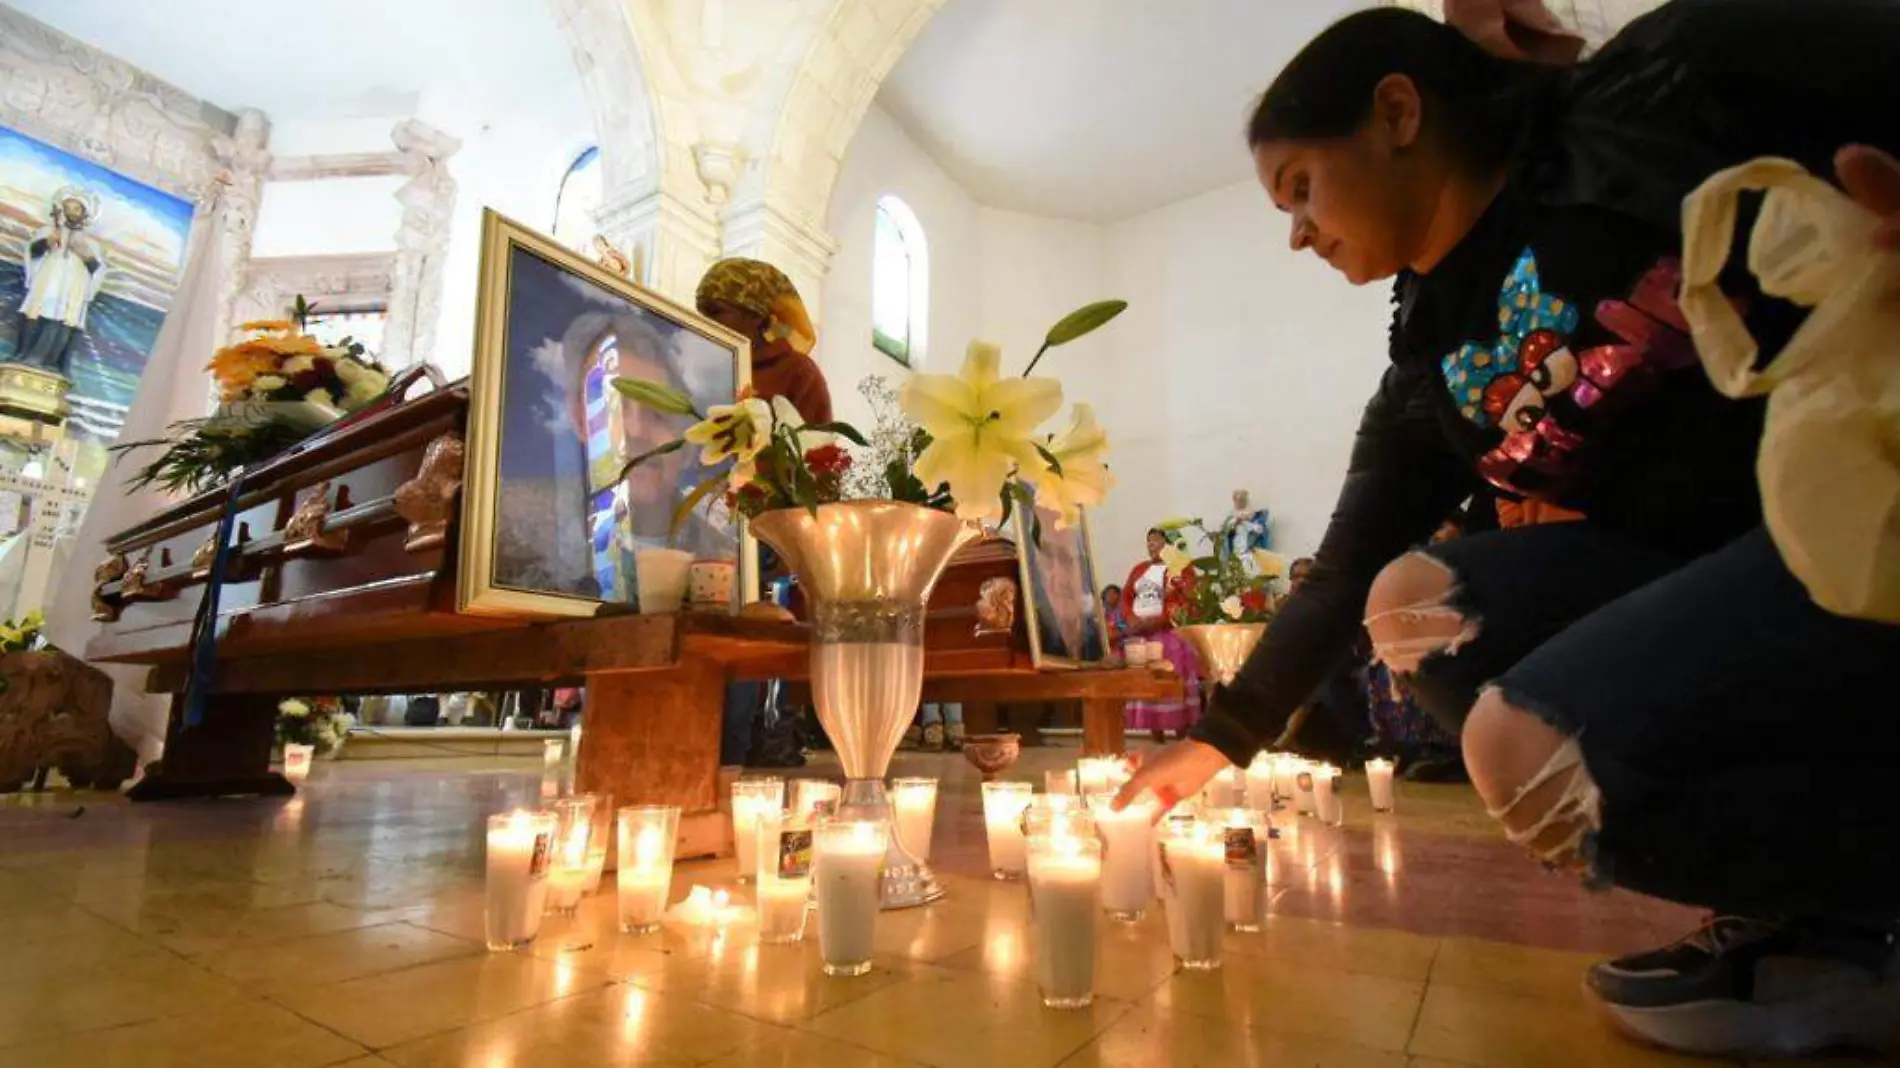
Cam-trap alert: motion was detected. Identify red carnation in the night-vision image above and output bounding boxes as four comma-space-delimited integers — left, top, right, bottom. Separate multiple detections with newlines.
804, 444, 852, 477
1241, 588, 1269, 614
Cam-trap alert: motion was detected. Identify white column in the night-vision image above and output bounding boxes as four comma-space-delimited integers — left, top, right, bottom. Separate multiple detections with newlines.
719, 194, 839, 326
384, 119, 461, 368
595, 181, 722, 305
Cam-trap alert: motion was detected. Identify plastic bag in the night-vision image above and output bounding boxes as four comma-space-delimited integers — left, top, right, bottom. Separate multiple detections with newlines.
1680, 158, 1900, 622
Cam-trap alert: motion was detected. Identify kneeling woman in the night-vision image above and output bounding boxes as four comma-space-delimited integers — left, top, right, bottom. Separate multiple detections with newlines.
1119, 3, 1900, 1058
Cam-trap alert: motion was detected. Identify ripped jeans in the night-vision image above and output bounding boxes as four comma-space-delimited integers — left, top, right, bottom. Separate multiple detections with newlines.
1372, 523, 1900, 918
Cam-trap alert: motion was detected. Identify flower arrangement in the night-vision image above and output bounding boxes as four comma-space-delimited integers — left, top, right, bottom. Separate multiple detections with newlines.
113, 297, 392, 495
1154, 516, 1287, 625
276, 697, 352, 755
0, 611, 45, 655
614, 301, 1127, 537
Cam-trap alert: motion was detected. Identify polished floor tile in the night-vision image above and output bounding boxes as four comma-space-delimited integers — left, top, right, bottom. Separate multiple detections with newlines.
0, 746, 1756, 1068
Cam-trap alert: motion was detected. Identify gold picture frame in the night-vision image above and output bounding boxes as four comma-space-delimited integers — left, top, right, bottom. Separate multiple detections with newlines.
1012, 505, 1114, 670
459, 209, 755, 617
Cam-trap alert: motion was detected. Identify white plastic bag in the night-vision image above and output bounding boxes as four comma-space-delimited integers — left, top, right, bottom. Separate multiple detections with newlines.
1680, 157, 1900, 622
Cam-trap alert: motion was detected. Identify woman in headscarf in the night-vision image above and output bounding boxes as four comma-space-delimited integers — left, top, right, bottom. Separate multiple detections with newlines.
694, 257, 833, 423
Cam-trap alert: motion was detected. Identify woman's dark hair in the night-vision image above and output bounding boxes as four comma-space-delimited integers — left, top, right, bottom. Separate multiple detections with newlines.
1247, 8, 1560, 175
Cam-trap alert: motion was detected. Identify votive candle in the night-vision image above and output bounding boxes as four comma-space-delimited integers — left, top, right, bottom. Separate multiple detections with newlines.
1294, 761, 1319, 816
814, 819, 888, 977
1244, 752, 1275, 811
1202, 765, 1242, 809
755, 811, 812, 944
730, 777, 785, 883
1076, 756, 1126, 797
1314, 765, 1344, 825
1158, 822, 1226, 970
1090, 794, 1156, 922
1366, 758, 1397, 812
615, 805, 679, 934
982, 781, 1035, 880
546, 795, 599, 915
282, 743, 315, 783
1045, 768, 1079, 795
890, 777, 939, 862
1022, 794, 1092, 840
790, 778, 843, 821
1028, 833, 1101, 1009
1218, 808, 1269, 932
485, 810, 555, 951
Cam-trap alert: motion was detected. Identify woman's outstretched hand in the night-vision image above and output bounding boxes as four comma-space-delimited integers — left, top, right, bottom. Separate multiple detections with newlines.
1837, 145, 1900, 251
1443, 0, 1585, 66
1111, 739, 1233, 820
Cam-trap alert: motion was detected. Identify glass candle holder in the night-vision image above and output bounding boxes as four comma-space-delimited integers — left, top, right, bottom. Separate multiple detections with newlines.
282, 743, 315, 783
542, 738, 565, 770
889, 777, 939, 863
730, 777, 785, 884
574, 792, 611, 896
1313, 765, 1344, 825
1157, 821, 1226, 971
1200, 765, 1241, 809
1272, 755, 1302, 812
1027, 833, 1102, 1010
789, 778, 843, 822
1044, 768, 1078, 795
755, 810, 812, 945
1293, 761, 1319, 816
1216, 808, 1269, 932
1090, 794, 1156, 922
981, 782, 1035, 880
814, 818, 888, 977
1243, 753, 1275, 812
615, 805, 680, 934
546, 795, 599, 916
1022, 794, 1094, 840
1076, 756, 1128, 797
1366, 758, 1397, 812
485, 810, 556, 951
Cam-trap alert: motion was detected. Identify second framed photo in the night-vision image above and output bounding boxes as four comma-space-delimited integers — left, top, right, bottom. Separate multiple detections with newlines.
1013, 506, 1114, 669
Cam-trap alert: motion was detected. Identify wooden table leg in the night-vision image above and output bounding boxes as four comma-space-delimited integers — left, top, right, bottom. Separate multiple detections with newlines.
127, 694, 295, 801
577, 658, 729, 865
1081, 697, 1126, 757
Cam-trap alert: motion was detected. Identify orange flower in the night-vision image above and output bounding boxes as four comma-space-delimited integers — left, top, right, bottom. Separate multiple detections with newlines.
238, 319, 295, 333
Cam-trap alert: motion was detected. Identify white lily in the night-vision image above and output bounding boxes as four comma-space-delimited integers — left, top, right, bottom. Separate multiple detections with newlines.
1029, 403, 1116, 528
1160, 543, 1194, 577
900, 341, 1062, 521
683, 396, 774, 469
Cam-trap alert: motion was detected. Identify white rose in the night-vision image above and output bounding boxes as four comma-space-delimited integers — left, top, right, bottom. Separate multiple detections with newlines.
1221, 595, 1244, 620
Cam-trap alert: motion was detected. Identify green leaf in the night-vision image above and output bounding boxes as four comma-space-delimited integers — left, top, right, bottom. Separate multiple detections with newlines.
612, 378, 700, 417
1034, 442, 1063, 477
803, 421, 870, 447
1043, 300, 1128, 349
617, 439, 686, 483
670, 475, 727, 540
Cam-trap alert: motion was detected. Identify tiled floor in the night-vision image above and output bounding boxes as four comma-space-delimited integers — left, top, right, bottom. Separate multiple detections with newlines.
0, 743, 1869, 1067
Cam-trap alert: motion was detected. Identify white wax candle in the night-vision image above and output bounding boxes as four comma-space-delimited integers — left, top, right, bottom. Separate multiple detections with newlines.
1218, 811, 1268, 932
1089, 796, 1155, 921
1244, 755, 1275, 812
580, 846, 608, 896
1028, 840, 1101, 1009
615, 807, 679, 934
790, 779, 843, 821
542, 738, 564, 770
1159, 830, 1226, 970
756, 811, 812, 944
485, 811, 553, 951
815, 821, 886, 976
283, 743, 314, 783
730, 779, 784, 884
1366, 758, 1397, 812
1294, 763, 1319, 816
890, 777, 938, 862
1045, 769, 1078, 795
1202, 766, 1241, 809
982, 782, 1034, 880
547, 861, 588, 915
1076, 756, 1125, 797
758, 874, 810, 943
1314, 766, 1343, 825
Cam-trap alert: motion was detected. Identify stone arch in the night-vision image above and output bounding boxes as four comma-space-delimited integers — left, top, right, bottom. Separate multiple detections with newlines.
545, 0, 664, 201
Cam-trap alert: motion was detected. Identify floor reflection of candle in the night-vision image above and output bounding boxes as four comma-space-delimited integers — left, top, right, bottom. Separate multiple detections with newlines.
981, 782, 1035, 880
730, 778, 784, 884
1158, 823, 1226, 970
1090, 795, 1155, 922
486, 810, 555, 951
1218, 809, 1268, 932
1314, 765, 1344, 825
615, 805, 679, 934
890, 777, 939, 862
815, 820, 887, 977
1366, 758, 1397, 812
1028, 833, 1101, 1009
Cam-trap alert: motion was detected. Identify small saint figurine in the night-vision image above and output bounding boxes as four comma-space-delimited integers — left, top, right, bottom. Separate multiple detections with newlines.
14, 187, 107, 379
1226, 488, 1271, 566
591, 234, 631, 278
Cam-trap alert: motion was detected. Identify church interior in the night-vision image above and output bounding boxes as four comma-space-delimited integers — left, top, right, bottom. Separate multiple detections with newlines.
2, 1, 1896, 1066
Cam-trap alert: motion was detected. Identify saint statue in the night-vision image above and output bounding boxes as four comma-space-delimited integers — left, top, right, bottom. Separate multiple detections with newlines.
14, 187, 108, 379
1226, 488, 1272, 566
591, 235, 631, 279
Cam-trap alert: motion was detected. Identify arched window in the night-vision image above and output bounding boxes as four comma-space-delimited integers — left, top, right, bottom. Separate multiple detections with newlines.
871, 195, 928, 367
551, 145, 603, 251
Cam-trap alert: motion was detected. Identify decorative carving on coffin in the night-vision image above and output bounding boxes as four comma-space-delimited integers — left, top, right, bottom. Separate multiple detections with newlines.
975, 577, 1018, 638
119, 549, 154, 601
393, 431, 465, 552
0, 649, 137, 793
191, 534, 219, 576
283, 482, 347, 556
90, 554, 127, 622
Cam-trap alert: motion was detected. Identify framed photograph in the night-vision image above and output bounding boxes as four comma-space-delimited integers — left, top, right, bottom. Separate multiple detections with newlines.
459, 210, 752, 617
1013, 505, 1113, 669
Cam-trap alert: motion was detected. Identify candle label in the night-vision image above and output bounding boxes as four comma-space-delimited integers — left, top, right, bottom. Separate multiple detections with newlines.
529, 832, 552, 878
776, 829, 813, 879
1296, 771, 1314, 793
809, 800, 836, 820
1224, 827, 1258, 868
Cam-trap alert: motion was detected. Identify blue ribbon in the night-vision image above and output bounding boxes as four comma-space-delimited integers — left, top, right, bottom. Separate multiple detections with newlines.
181, 471, 245, 728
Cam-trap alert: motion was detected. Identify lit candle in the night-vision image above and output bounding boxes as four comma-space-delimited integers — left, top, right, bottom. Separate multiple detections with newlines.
1244, 752, 1275, 812
1076, 756, 1127, 797
981, 781, 1035, 880
1027, 833, 1101, 1009
1313, 765, 1344, 825
789, 779, 843, 821
1218, 808, 1269, 932
756, 809, 811, 944
282, 743, 315, 783
615, 805, 679, 934
485, 810, 555, 951
814, 819, 887, 977
1294, 761, 1319, 816
1272, 754, 1300, 812
546, 795, 599, 915
1157, 822, 1226, 970
1045, 768, 1078, 795
542, 738, 565, 770
1201, 765, 1241, 809
730, 777, 785, 884
1089, 794, 1156, 922
1366, 758, 1397, 813
889, 777, 939, 863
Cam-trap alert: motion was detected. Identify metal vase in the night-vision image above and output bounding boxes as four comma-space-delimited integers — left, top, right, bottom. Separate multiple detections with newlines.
1177, 623, 1268, 687
749, 501, 980, 908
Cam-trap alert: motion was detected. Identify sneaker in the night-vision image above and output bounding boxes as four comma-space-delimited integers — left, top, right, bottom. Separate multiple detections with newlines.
944, 722, 965, 750
1586, 916, 1900, 1058
900, 725, 923, 750
921, 723, 945, 750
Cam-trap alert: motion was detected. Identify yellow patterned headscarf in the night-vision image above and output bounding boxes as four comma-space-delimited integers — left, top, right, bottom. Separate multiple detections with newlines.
694, 258, 816, 356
